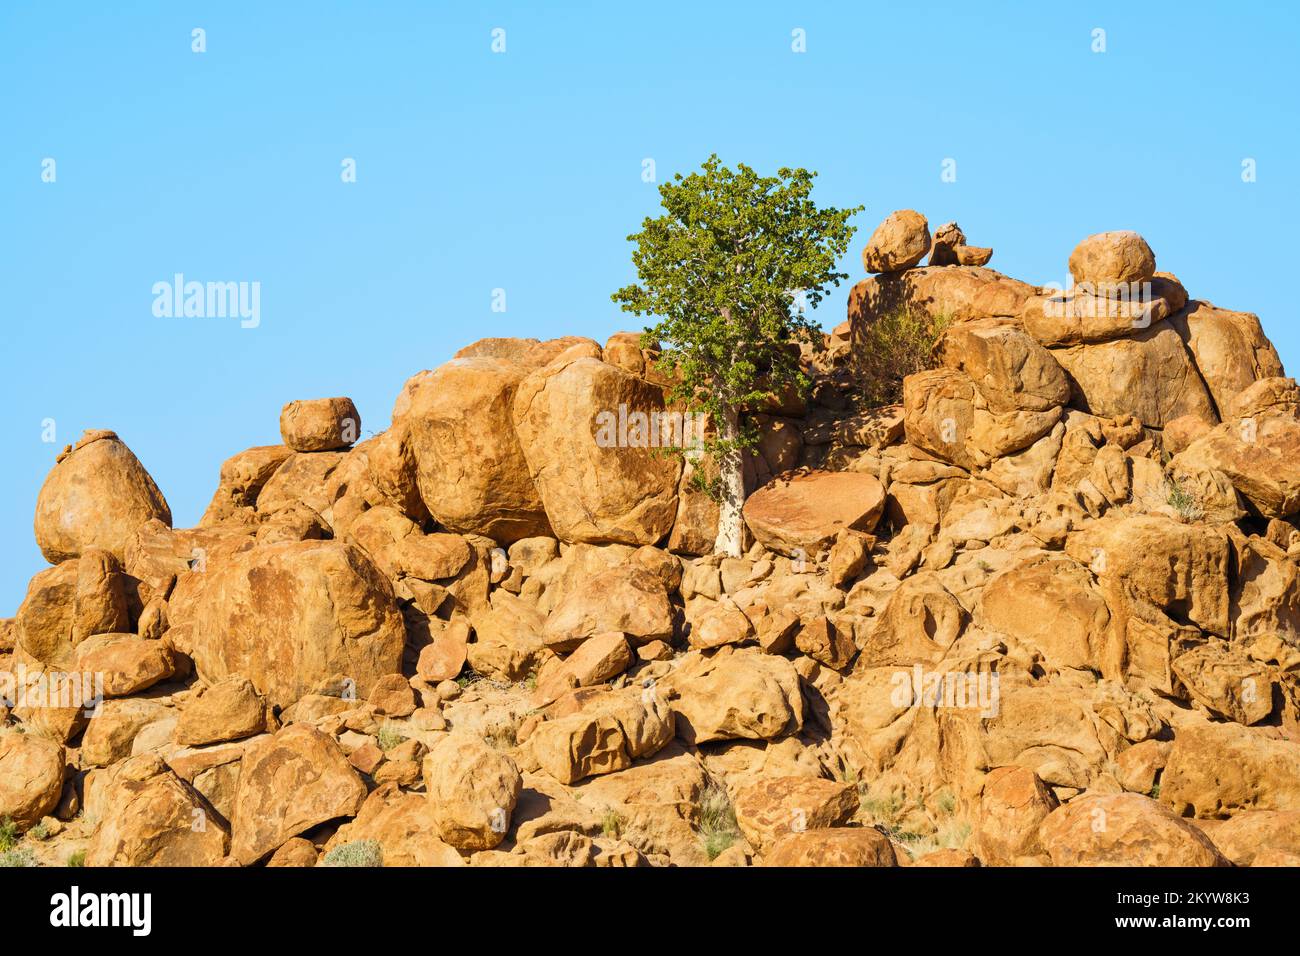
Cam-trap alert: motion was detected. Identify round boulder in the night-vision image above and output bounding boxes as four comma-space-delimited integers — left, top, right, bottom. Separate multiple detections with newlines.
0, 732, 65, 830
34, 430, 171, 563
861, 210, 931, 274
1067, 231, 1156, 288
279, 397, 361, 452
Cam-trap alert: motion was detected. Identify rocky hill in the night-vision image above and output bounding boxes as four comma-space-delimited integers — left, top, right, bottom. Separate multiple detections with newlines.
3, 212, 1299, 868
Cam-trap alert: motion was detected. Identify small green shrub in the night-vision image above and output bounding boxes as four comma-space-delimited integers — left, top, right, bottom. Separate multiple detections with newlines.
697, 782, 742, 861
0, 818, 18, 853
1165, 477, 1203, 521
601, 808, 625, 840
66, 849, 86, 868
375, 721, 404, 751
853, 306, 951, 407
321, 840, 383, 868
0, 848, 36, 867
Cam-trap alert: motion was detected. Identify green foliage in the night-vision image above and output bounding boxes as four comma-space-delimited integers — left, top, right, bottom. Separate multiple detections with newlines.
697, 781, 742, 861
0, 848, 36, 867
321, 839, 383, 867
29, 821, 50, 841
613, 155, 862, 472
376, 721, 403, 751
600, 808, 625, 840
853, 306, 950, 408
1165, 477, 1203, 521
0, 818, 18, 853
863, 788, 972, 860
66, 849, 86, 868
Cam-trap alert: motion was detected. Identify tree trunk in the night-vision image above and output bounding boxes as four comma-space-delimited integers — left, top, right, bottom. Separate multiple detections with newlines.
713, 401, 745, 557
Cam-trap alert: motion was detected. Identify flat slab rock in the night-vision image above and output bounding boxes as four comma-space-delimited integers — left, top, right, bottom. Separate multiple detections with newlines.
742, 470, 885, 558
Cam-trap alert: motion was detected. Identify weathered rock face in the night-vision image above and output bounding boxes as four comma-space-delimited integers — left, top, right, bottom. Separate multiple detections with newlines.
34, 430, 171, 563
279, 397, 361, 453
168, 540, 406, 709
513, 357, 682, 545
1171, 643, 1273, 725
1162, 721, 1300, 817
733, 776, 859, 851
87, 755, 230, 866
453, 335, 602, 369
974, 766, 1058, 865
75, 633, 175, 698
1020, 275, 1188, 347
1172, 405, 1300, 518
1169, 303, 1284, 417
742, 470, 885, 558
81, 698, 170, 768
861, 209, 931, 274
542, 563, 674, 651
0, 732, 65, 830
849, 265, 1035, 333
665, 650, 804, 745
422, 733, 522, 850
230, 725, 367, 865
176, 676, 269, 746
1050, 324, 1218, 429
200, 445, 292, 526
404, 358, 552, 542
762, 827, 897, 866
324, 784, 464, 867
940, 322, 1070, 414
903, 367, 1062, 471
977, 558, 1111, 673
1039, 793, 1226, 867
255, 450, 345, 517
1066, 513, 1230, 637
1202, 810, 1300, 866
530, 691, 674, 784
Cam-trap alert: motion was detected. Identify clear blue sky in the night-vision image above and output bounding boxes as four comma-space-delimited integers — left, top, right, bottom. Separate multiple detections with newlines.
2, 1, 1297, 614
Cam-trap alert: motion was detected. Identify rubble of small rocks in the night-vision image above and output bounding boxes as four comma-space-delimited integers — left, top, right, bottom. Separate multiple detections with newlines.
3, 208, 1300, 869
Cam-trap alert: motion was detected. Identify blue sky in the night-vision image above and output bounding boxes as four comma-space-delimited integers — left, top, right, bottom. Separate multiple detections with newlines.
2, 1, 1297, 613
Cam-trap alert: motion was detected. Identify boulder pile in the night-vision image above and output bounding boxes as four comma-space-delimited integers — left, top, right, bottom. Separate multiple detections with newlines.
3, 210, 1300, 868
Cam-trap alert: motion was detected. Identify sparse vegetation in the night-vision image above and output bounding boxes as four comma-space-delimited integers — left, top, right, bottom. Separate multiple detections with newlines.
376, 721, 404, 751
482, 717, 518, 750
1165, 477, 1203, 521
66, 849, 86, 867
0, 848, 36, 867
863, 787, 971, 860
601, 808, 625, 840
320, 840, 383, 867
697, 782, 743, 861
853, 306, 951, 407
0, 818, 18, 853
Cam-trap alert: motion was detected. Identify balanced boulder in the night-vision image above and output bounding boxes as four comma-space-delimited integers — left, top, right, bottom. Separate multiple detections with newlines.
861, 210, 931, 274
34, 430, 171, 563
1067, 231, 1156, 288
279, 397, 361, 452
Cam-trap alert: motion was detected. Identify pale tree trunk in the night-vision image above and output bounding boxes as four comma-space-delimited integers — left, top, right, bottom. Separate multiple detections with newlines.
713, 401, 745, 557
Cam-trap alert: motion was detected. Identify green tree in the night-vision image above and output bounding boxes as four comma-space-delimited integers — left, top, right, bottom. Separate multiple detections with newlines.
612, 155, 861, 556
